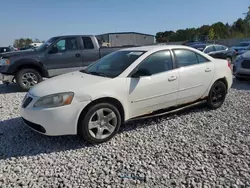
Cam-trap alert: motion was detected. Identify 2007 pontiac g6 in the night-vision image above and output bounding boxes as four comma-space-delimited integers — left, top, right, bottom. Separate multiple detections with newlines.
21, 45, 233, 144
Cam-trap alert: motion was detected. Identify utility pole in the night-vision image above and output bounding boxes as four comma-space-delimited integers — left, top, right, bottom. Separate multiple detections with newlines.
243, 6, 250, 36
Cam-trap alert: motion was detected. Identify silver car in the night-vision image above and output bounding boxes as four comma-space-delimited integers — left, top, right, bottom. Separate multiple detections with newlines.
233, 51, 250, 80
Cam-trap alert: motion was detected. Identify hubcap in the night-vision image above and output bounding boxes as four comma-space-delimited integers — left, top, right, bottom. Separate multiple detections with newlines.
21, 72, 38, 88
211, 85, 225, 105
88, 108, 117, 140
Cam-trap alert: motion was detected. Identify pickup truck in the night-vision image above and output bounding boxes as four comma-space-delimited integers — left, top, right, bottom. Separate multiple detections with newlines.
0, 35, 127, 90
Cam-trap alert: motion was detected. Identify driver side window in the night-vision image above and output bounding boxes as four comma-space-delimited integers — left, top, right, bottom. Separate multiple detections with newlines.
50, 37, 78, 53
135, 50, 173, 75
55, 39, 66, 52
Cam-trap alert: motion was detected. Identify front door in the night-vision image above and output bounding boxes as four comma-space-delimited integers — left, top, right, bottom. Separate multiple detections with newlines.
44, 37, 82, 77
172, 48, 215, 105
127, 50, 179, 118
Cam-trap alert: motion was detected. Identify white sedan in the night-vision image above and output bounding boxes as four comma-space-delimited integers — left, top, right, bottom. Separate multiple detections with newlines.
20, 45, 233, 144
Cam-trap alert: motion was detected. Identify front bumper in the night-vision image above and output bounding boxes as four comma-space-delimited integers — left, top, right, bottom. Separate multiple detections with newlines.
0, 73, 14, 82
20, 92, 90, 136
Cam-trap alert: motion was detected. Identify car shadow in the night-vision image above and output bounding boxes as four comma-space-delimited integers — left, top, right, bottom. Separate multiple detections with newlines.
0, 82, 25, 94
0, 102, 209, 160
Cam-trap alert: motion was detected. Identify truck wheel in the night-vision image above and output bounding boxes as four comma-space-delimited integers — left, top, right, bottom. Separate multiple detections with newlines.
16, 68, 43, 91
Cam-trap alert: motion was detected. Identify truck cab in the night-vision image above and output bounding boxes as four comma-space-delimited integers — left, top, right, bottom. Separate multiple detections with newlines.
0, 35, 126, 90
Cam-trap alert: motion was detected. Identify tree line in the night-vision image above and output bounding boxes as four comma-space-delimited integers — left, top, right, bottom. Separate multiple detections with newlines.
156, 12, 250, 43
13, 38, 44, 48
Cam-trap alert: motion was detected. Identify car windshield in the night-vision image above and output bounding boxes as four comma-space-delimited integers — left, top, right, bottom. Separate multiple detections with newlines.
235, 42, 250, 47
35, 37, 59, 51
81, 50, 146, 78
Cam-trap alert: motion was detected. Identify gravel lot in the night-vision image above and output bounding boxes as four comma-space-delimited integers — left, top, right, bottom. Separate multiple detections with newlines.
0, 80, 250, 188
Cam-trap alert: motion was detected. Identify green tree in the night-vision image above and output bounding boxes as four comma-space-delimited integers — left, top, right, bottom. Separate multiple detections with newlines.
208, 28, 215, 40
13, 38, 33, 48
155, 7, 250, 42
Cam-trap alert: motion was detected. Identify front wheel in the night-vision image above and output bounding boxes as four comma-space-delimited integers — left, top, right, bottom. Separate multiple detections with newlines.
78, 103, 122, 144
15, 68, 43, 91
207, 81, 227, 109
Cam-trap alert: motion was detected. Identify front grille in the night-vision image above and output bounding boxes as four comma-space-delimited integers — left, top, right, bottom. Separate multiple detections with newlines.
22, 97, 33, 108
22, 118, 46, 133
241, 60, 250, 69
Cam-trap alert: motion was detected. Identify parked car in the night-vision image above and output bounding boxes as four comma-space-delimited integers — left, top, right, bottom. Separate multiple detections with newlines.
0, 47, 11, 53
188, 43, 237, 64
0, 35, 127, 90
231, 41, 250, 55
20, 45, 233, 144
233, 50, 250, 80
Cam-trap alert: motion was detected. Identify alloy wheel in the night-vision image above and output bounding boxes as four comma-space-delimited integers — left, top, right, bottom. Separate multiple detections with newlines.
21, 72, 38, 88
211, 84, 226, 105
88, 108, 118, 140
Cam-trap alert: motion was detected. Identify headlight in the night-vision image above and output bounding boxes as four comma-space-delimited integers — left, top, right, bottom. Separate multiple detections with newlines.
33, 92, 74, 108
0, 58, 10, 65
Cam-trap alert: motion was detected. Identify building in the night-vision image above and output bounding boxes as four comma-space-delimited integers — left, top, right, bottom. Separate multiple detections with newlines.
96, 32, 155, 47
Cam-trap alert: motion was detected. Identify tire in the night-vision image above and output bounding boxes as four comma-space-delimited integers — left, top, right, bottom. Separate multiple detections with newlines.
78, 103, 122, 144
207, 81, 227, 110
15, 68, 43, 91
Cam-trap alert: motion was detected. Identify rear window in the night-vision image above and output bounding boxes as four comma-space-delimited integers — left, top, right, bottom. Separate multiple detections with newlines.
214, 45, 225, 51
82, 37, 94, 49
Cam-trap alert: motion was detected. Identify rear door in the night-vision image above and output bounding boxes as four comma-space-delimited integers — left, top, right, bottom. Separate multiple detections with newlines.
44, 37, 83, 77
172, 48, 214, 105
81, 37, 100, 68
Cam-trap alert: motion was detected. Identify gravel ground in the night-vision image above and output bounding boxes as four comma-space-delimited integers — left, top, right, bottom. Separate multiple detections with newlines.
0, 80, 250, 188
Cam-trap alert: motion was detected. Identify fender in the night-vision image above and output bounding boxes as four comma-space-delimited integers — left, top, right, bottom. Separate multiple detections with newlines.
7, 58, 49, 77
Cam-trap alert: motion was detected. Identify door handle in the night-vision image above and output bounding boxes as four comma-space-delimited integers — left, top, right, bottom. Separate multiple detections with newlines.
205, 68, 211, 72
75, 53, 81, 57
168, 76, 177, 81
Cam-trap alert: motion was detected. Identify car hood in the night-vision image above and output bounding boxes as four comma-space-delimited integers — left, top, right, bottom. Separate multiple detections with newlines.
0, 49, 39, 58
241, 50, 250, 58
232, 46, 248, 50
29, 71, 111, 97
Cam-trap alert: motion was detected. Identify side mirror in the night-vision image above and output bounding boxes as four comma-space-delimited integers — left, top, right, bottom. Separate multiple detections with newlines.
131, 68, 151, 78
48, 46, 59, 54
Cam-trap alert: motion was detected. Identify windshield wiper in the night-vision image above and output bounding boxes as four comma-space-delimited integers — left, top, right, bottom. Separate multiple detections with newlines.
88, 71, 108, 77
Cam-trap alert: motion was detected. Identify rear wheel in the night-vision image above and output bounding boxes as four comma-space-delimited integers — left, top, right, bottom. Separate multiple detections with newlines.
207, 81, 227, 109
78, 103, 121, 144
15, 68, 43, 91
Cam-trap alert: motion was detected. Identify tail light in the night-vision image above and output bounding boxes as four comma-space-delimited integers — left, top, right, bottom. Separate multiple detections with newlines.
227, 59, 232, 70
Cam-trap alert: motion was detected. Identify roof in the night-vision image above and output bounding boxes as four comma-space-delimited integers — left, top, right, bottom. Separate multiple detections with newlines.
54, 35, 96, 38
120, 45, 193, 52
97, 32, 155, 37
